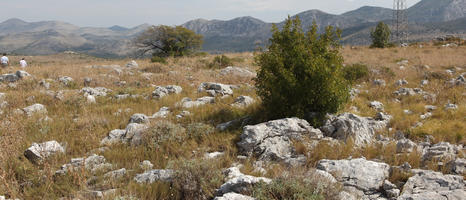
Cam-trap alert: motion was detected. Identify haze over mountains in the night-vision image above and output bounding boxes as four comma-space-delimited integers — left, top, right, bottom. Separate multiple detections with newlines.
0, 0, 464, 57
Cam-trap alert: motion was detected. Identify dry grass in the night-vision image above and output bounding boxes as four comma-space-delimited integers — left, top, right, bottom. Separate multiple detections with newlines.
0, 45, 464, 199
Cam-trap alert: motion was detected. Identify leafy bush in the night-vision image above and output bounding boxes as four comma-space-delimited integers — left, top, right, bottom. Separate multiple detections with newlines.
342, 64, 369, 84
370, 22, 391, 48
254, 17, 350, 124
151, 56, 167, 64
208, 55, 233, 68
171, 159, 224, 200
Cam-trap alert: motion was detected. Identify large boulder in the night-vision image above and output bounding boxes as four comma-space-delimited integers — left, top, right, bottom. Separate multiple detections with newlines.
398, 170, 465, 200
237, 118, 323, 162
216, 166, 271, 196
316, 158, 390, 194
198, 82, 233, 96
152, 85, 182, 99
24, 141, 65, 164
320, 113, 391, 146
134, 169, 174, 183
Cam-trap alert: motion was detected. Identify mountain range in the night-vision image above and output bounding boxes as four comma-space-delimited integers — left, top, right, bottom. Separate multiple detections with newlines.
0, 0, 465, 57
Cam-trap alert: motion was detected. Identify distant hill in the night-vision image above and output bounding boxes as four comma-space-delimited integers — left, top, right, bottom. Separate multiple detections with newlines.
0, 19, 149, 57
183, 0, 466, 51
0, 0, 464, 56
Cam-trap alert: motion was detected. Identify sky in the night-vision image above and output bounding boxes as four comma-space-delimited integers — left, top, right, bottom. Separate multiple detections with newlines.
0, 0, 421, 27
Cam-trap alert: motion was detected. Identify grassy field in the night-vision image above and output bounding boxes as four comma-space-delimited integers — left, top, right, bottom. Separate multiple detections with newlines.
0, 45, 464, 199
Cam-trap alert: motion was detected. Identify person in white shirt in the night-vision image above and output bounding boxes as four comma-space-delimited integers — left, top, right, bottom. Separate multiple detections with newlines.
1, 53, 9, 68
19, 58, 27, 68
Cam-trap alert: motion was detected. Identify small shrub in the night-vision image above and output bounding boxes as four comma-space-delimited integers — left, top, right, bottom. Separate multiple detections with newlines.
380, 66, 396, 78
248, 171, 341, 200
185, 123, 214, 142
141, 121, 186, 148
342, 64, 370, 84
171, 159, 224, 200
208, 55, 233, 68
151, 56, 167, 64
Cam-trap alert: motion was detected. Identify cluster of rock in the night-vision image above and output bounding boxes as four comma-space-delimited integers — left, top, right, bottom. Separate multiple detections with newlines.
198, 82, 234, 97
152, 85, 182, 99
0, 71, 31, 83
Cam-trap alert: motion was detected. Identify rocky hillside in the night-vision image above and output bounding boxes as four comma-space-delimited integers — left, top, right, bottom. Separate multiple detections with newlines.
0, 0, 465, 55
184, 0, 466, 50
0, 18, 149, 57
0, 45, 464, 199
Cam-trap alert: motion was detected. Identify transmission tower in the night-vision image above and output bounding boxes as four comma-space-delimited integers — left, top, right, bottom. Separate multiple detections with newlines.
393, 0, 408, 44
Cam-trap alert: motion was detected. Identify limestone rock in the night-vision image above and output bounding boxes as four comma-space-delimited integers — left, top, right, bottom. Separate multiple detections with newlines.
198, 82, 233, 96
22, 104, 47, 117
217, 166, 271, 196
396, 139, 417, 153
231, 96, 255, 108
238, 118, 323, 161
448, 158, 466, 175
129, 113, 149, 124
58, 76, 74, 86
422, 142, 460, 161
220, 66, 256, 78
181, 96, 215, 108
398, 170, 465, 200
134, 169, 174, 183
317, 158, 390, 193
321, 113, 391, 146
152, 85, 182, 99
126, 60, 138, 68
24, 141, 65, 164
369, 101, 384, 111
151, 107, 170, 118
81, 87, 110, 97
214, 192, 255, 200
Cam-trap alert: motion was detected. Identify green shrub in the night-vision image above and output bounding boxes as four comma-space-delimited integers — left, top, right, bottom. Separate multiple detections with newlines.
343, 64, 369, 84
151, 56, 167, 64
171, 159, 224, 200
208, 55, 233, 68
254, 17, 350, 124
370, 22, 391, 48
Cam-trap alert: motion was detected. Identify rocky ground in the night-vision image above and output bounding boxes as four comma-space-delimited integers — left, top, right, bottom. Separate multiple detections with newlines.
0, 46, 464, 200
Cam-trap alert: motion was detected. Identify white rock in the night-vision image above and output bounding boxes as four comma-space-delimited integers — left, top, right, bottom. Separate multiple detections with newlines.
126, 60, 138, 68
24, 141, 65, 164
220, 66, 256, 78
321, 113, 391, 146
398, 170, 465, 200
86, 95, 96, 104
129, 113, 149, 124
22, 104, 47, 117
214, 192, 255, 200
198, 82, 233, 96
134, 169, 174, 183
217, 166, 271, 195
316, 158, 390, 193
231, 96, 255, 108
369, 101, 384, 111
396, 139, 417, 153
238, 118, 322, 161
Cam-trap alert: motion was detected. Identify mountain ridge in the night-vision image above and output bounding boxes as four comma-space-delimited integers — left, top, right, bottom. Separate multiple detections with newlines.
0, 0, 464, 56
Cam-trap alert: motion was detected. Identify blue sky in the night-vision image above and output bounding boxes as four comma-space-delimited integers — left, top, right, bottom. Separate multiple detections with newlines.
1, 0, 421, 27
